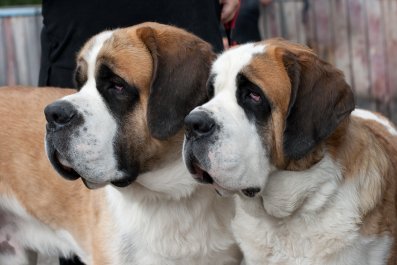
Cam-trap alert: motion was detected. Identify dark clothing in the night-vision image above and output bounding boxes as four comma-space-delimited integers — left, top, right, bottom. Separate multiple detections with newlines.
232, 0, 261, 44
39, 0, 223, 88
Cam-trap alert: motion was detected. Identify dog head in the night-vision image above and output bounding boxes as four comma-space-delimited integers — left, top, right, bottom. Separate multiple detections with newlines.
183, 39, 354, 197
45, 22, 214, 192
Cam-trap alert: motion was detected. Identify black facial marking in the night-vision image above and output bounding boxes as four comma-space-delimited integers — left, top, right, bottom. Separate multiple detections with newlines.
95, 63, 141, 182
236, 73, 272, 123
114, 132, 140, 184
207, 74, 216, 98
74, 65, 87, 90
96, 64, 139, 119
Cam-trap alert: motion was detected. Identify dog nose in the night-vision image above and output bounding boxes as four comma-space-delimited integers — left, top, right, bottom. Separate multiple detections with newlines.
185, 111, 215, 139
44, 101, 77, 130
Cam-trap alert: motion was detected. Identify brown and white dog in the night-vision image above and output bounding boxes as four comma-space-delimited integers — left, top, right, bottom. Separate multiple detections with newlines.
0, 23, 240, 264
43, 22, 240, 264
183, 39, 397, 264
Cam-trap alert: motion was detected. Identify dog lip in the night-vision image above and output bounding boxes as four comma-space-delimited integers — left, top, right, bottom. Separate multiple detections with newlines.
185, 155, 197, 175
111, 174, 136, 188
192, 165, 214, 184
49, 149, 81, 181
56, 151, 73, 169
185, 155, 233, 195
81, 178, 107, 190
185, 155, 212, 182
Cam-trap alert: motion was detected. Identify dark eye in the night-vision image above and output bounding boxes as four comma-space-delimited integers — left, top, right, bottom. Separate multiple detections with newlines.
248, 91, 262, 103
236, 73, 271, 122
110, 83, 124, 93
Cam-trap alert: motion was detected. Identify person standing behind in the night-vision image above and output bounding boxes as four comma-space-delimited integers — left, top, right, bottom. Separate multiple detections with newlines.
39, 0, 239, 89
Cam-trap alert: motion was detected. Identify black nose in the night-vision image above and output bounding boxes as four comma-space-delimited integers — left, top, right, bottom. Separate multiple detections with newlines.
184, 111, 215, 139
44, 101, 77, 130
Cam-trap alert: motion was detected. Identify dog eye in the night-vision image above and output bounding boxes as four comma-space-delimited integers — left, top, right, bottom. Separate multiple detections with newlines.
248, 91, 261, 103
110, 83, 124, 93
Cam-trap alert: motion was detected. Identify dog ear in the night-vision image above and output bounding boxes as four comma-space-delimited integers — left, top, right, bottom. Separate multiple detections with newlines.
282, 49, 355, 160
137, 26, 214, 140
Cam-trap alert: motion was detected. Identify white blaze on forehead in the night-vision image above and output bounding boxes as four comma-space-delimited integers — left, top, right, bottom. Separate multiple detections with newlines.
211, 43, 265, 94
352, 109, 397, 136
84, 30, 114, 79
200, 43, 267, 122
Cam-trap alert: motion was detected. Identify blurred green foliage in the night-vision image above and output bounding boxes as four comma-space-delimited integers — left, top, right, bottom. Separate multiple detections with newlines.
0, 0, 41, 7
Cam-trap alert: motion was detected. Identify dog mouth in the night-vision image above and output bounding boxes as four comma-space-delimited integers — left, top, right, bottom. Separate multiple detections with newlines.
191, 164, 214, 184
48, 143, 136, 189
186, 158, 234, 196
186, 156, 261, 197
50, 150, 107, 189
51, 150, 81, 181
185, 157, 213, 184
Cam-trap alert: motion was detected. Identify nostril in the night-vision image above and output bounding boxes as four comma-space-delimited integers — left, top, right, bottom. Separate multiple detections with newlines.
53, 112, 74, 125
44, 101, 77, 128
192, 120, 214, 134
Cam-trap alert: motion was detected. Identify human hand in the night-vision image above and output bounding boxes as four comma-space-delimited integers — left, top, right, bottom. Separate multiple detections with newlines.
220, 0, 240, 24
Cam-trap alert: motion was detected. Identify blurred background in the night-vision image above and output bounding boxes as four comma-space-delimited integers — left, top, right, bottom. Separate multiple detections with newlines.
1, 0, 397, 122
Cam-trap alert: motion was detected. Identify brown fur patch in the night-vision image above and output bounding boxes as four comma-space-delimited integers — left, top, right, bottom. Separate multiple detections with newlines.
320, 115, 397, 263
242, 44, 292, 168
243, 39, 354, 169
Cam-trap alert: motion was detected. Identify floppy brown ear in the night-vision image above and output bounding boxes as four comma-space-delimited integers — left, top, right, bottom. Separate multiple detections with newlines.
137, 26, 214, 140
282, 49, 355, 160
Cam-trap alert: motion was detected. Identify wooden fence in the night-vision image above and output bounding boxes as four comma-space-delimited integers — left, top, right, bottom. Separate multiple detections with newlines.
260, 0, 397, 119
0, 6, 42, 86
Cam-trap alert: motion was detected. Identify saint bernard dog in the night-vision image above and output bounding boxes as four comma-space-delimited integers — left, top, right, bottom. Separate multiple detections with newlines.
0, 23, 241, 264
183, 39, 397, 265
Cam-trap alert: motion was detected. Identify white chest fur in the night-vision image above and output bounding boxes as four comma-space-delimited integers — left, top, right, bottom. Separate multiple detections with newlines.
232, 156, 392, 265
105, 160, 240, 265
